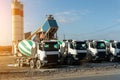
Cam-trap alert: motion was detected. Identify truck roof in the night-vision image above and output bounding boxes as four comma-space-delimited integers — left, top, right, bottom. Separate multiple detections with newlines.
41, 40, 58, 43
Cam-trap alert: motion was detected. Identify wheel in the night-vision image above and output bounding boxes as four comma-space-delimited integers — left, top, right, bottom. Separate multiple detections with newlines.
109, 55, 115, 62
19, 58, 24, 67
36, 59, 42, 69
30, 59, 35, 69
19, 60, 23, 67
16, 58, 20, 67
85, 53, 92, 62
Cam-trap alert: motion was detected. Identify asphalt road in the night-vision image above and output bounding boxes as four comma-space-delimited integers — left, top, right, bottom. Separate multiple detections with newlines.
55, 74, 120, 80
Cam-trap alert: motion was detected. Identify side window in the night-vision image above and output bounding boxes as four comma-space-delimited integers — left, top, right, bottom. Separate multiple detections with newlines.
70, 43, 74, 49
90, 43, 94, 48
86, 43, 89, 48
112, 43, 116, 48
39, 44, 43, 51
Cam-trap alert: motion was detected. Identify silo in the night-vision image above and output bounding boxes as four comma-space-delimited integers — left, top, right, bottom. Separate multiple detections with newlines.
12, 0, 24, 55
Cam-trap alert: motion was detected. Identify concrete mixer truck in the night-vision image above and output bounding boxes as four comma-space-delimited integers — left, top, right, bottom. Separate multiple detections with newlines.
104, 40, 120, 61
15, 15, 60, 69
86, 40, 108, 61
17, 40, 59, 69
59, 40, 89, 65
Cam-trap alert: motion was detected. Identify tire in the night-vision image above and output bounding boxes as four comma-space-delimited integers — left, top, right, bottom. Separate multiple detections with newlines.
16, 58, 20, 67
109, 55, 115, 62
19, 60, 23, 67
67, 57, 74, 65
19, 58, 24, 67
36, 59, 42, 69
30, 59, 35, 69
86, 53, 92, 62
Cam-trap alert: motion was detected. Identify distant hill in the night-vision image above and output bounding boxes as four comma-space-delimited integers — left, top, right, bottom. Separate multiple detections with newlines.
0, 46, 12, 52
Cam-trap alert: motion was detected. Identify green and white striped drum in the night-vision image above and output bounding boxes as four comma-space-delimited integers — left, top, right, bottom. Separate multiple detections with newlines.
18, 40, 35, 56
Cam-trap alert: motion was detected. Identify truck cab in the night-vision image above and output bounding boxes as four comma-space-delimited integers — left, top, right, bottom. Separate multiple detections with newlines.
35, 40, 59, 68
87, 40, 108, 61
60, 40, 88, 65
108, 41, 120, 61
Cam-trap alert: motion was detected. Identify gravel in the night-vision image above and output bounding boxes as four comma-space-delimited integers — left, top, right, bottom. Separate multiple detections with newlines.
1, 56, 120, 80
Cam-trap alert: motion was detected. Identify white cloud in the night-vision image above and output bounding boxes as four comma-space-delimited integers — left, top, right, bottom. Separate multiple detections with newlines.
55, 16, 74, 24
54, 10, 89, 24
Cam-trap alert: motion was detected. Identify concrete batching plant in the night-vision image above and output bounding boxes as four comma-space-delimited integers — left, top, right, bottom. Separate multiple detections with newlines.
12, 0, 24, 55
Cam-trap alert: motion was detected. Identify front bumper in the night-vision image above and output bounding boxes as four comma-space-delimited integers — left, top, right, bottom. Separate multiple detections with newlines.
76, 53, 87, 60
94, 52, 107, 60
44, 54, 58, 64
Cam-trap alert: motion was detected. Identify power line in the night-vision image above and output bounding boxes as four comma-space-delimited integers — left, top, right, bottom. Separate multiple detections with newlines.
80, 22, 120, 35
58, 22, 120, 39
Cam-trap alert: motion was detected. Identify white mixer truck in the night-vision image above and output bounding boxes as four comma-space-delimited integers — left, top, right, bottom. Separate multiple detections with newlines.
17, 40, 59, 69
16, 15, 60, 69
106, 40, 120, 61
87, 40, 108, 61
59, 40, 89, 65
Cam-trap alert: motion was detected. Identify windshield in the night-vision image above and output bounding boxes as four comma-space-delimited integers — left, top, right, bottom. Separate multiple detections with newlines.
44, 42, 59, 51
116, 42, 120, 49
96, 42, 106, 49
74, 42, 88, 50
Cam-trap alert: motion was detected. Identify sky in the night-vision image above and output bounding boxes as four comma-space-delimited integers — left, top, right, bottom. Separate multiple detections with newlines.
1, 0, 120, 45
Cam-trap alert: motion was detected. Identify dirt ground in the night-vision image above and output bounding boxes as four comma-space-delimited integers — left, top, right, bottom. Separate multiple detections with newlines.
1, 55, 120, 80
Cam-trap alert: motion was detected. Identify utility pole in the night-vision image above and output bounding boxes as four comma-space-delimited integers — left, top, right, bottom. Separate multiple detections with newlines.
63, 34, 65, 40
